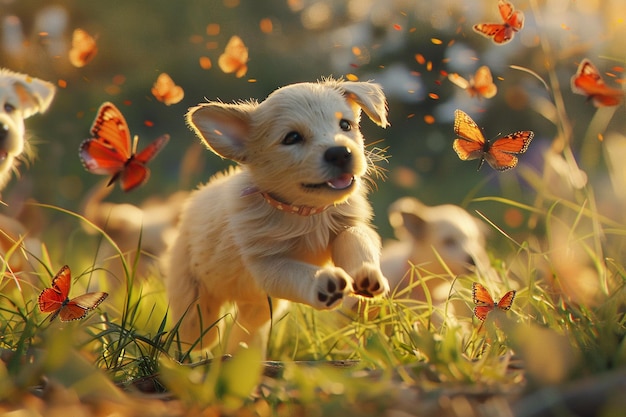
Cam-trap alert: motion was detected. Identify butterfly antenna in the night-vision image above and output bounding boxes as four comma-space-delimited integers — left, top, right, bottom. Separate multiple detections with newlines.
132, 135, 139, 155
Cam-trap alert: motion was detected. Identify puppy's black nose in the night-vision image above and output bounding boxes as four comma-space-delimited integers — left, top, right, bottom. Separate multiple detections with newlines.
324, 146, 352, 169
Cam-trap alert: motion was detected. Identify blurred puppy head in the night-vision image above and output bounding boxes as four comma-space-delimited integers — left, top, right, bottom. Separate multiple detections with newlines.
0, 68, 55, 190
382, 197, 490, 301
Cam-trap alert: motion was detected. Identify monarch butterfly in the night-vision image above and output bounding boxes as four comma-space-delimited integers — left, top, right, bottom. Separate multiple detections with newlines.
472, 282, 516, 321
218, 35, 248, 78
453, 109, 534, 171
79, 102, 170, 192
69, 28, 98, 68
448, 65, 498, 99
38, 265, 108, 322
473, 0, 524, 45
570, 59, 624, 107
151, 73, 184, 106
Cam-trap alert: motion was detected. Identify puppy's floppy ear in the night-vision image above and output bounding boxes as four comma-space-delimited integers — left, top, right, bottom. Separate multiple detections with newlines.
388, 197, 429, 242
186, 101, 256, 163
341, 81, 389, 128
12, 76, 56, 118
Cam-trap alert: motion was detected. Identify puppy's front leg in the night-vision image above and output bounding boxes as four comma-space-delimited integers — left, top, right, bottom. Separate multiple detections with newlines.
248, 257, 355, 309
332, 226, 389, 298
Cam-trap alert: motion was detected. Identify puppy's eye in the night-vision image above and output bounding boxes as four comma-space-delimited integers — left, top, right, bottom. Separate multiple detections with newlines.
442, 236, 458, 248
339, 119, 352, 131
4, 103, 15, 113
282, 131, 304, 145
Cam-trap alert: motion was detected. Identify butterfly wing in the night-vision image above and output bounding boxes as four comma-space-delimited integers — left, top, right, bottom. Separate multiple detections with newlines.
473, 283, 495, 321
497, 0, 514, 21
453, 109, 487, 162
473, 23, 509, 43
117, 134, 169, 192
496, 290, 516, 311
58, 292, 108, 322
474, 305, 494, 321
485, 131, 534, 171
152, 73, 184, 106
134, 134, 170, 165
499, 0, 524, 30
449, 73, 470, 90
38, 265, 72, 321
69, 29, 98, 68
90, 102, 132, 158
472, 66, 498, 99
79, 138, 128, 175
472, 282, 494, 305
218, 36, 249, 78
571, 59, 624, 107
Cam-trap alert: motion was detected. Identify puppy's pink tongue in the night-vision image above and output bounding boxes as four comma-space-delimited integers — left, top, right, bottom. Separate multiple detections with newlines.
0, 150, 7, 162
327, 174, 354, 190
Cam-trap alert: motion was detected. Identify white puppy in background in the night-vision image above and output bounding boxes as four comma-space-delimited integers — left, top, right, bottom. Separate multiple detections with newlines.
0, 68, 56, 191
381, 197, 491, 304
0, 69, 55, 275
166, 78, 390, 355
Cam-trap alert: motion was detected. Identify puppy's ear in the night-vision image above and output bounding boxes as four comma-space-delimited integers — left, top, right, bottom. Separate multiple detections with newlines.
12, 76, 56, 118
341, 82, 389, 128
388, 197, 428, 242
186, 102, 255, 163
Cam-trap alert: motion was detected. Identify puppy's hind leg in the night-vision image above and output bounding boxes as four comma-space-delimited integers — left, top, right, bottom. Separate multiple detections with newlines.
168, 270, 225, 352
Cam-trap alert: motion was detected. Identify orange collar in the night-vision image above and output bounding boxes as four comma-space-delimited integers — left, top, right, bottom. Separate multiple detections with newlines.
260, 192, 329, 216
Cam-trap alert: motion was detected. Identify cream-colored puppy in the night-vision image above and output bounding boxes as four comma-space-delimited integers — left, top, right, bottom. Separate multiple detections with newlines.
382, 197, 491, 303
167, 79, 390, 353
0, 68, 56, 191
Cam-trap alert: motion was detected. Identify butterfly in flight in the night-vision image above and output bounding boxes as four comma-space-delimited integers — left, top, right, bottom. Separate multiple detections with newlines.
218, 35, 249, 78
472, 282, 516, 321
38, 265, 108, 322
448, 65, 498, 99
453, 109, 534, 171
570, 59, 624, 107
69, 28, 98, 68
152, 72, 184, 106
79, 102, 170, 192
473, 0, 524, 45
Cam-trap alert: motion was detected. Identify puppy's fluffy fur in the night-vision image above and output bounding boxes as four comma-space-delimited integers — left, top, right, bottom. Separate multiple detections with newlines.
0, 68, 56, 191
381, 197, 491, 303
166, 79, 390, 353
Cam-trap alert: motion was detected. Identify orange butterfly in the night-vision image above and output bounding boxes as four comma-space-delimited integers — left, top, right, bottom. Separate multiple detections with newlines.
448, 66, 498, 99
453, 109, 534, 171
218, 35, 248, 78
472, 282, 516, 321
69, 28, 98, 68
571, 59, 624, 107
79, 102, 170, 192
473, 0, 524, 45
38, 265, 108, 322
151, 73, 184, 106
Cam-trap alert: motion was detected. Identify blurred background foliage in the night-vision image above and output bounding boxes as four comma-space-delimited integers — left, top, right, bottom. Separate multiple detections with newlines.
1, 0, 625, 244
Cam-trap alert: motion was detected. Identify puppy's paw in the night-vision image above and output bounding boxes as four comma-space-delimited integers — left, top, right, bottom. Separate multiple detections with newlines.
313, 267, 354, 309
351, 263, 389, 298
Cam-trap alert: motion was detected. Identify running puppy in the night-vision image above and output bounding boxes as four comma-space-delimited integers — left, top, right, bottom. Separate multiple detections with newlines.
167, 78, 390, 354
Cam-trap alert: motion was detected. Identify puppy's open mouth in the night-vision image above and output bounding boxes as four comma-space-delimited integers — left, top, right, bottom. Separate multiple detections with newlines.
0, 150, 7, 163
302, 173, 355, 191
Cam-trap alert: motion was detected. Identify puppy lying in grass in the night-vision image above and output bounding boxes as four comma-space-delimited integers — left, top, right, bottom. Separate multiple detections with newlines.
166, 78, 390, 354
382, 197, 491, 305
